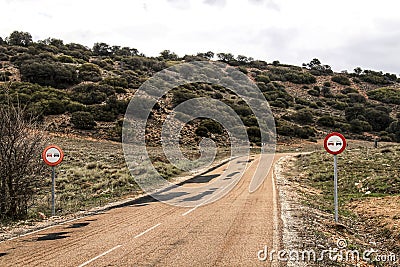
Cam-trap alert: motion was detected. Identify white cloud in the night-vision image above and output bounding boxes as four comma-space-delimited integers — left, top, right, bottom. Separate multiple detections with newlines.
0, 0, 399, 73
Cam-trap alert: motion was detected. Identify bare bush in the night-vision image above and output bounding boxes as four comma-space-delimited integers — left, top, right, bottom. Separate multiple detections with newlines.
0, 90, 47, 220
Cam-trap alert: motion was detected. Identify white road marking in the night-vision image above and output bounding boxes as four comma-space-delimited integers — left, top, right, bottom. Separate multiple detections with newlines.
134, 223, 161, 238
182, 205, 200, 216
77, 245, 122, 267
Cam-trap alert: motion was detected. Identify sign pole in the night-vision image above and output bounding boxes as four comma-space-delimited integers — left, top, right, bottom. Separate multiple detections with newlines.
334, 155, 338, 223
51, 166, 56, 217
42, 145, 64, 217
323, 132, 346, 223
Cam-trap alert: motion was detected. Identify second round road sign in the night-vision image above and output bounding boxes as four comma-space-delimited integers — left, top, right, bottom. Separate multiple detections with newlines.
324, 132, 346, 155
42, 145, 64, 166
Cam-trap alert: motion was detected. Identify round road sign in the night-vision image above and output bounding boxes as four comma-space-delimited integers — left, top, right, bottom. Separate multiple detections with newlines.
42, 145, 64, 166
324, 132, 346, 155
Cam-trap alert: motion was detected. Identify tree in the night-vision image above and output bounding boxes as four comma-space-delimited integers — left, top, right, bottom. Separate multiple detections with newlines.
0, 93, 47, 220
7, 31, 33, 46
354, 67, 363, 76
303, 58, 333, 75
159, 50, 179, 61
93, 42, 111, 56
217, 53, 235, 63
38, 37, 64, 48
0, 37, 4, 45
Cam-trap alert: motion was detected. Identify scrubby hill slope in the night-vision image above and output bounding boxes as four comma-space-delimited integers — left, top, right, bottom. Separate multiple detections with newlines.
1, 31, 400, 145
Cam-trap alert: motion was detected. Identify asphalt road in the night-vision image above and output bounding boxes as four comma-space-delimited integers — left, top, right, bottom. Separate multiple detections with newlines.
0, 154, 285, 267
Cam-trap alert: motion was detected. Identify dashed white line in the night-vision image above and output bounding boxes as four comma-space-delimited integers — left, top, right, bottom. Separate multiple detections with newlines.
134, 223, 161, 238
77, 245, 122, 267
182, 206, 199, 216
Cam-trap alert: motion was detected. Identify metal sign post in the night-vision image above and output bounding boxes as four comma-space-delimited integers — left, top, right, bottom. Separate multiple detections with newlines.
42, 145, 64, 217
51, 166, 56, 216
334, 155, 338, 223
324, 132, 346, 223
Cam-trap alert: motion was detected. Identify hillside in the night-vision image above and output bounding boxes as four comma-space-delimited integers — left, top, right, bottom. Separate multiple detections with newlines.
1, 31, 400, 146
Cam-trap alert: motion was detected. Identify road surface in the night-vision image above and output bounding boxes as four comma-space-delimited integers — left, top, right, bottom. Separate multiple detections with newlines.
0, 154, 287, 267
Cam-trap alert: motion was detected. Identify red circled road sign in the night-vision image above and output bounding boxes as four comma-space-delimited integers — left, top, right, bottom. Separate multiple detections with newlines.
42, 145, 64, 166
324, 132, 346, 155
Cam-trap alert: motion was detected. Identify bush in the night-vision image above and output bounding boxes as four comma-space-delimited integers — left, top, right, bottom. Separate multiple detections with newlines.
292, 109, 314, 124
20, 60, 79, 88
367, 87, 400, 104
101, 76, 129, 89
247, 126, 261, 144
277, 123, 315, 138
200, 119, 223, 134
70, 84, 115, 105
307, 89, 320, 96
341, 87, 358, 94
360, 70, 394, 85
255, 74, 270, 84
347, 93, 366, 103
270, 99, 288, 108
350, 119, 372, 133
387, 121, 400, 142
317, 116, 335, 127
78, 63, 102, 82
172, 89, 198, 107
331, 75, 351, 85
70, 111, 96, 130
365, 108, 392, 131
195, 126, 209, 137
323, 82, 331, 87
0, 102, 46, 220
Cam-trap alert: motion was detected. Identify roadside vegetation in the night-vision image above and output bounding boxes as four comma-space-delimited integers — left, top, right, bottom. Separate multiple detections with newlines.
292, 141, 400, 260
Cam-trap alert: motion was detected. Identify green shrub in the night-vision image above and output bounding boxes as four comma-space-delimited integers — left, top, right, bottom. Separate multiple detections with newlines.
78, 63, 102, 82
255, 74, 270, 84
292, 109, 314, 124
365, 108, 392, 131
195, 126, 209, 137
331, 75, 351, 85
387, 121, 400, 142
307, 89, 320, 97
317, 116, 335, 127
200, 119, 223, 134
367, 87, 400, 104
58, 54, 74, 63
323, 82, 331, 87
247, 126, 261, 144
350, 119, 372, 133
70, 84, 115, 105
270, 99, 289, 108
347, 93, 366, 103
341, 87, 358, 94
172, 89, 198, 107
70, 111, 96, 130
101, 76, 129, 89
20, 60, 79, 88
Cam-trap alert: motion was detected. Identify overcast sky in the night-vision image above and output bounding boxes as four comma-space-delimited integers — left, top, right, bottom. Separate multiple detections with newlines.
1, 0, 400, 74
